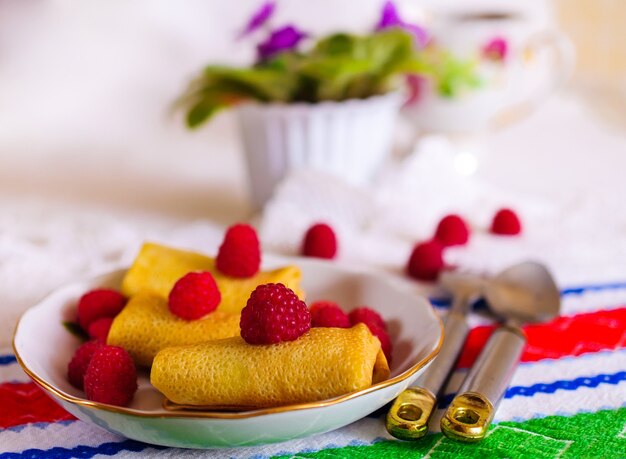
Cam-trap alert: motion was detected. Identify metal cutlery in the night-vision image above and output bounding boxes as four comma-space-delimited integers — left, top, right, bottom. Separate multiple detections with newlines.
441, 261, 560, 442
386, 269, 486, 440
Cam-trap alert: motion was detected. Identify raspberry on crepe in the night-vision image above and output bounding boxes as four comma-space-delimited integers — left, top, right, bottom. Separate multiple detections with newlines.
168, 271, 221, 320
240, 283, 311, 344
216, 224, 261, 278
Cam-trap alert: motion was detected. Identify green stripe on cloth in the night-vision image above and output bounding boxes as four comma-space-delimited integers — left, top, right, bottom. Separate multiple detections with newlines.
274, 409, 626, 459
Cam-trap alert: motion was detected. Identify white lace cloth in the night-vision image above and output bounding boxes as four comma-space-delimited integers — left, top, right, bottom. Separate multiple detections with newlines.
0, 200, 227, 347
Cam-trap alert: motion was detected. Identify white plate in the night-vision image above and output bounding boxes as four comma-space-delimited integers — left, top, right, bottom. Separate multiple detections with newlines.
13, 257, 442, 449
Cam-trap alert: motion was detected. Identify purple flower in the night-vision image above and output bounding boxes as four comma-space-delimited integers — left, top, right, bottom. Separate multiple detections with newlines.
239, 1, 276, 38
375, 1, 429, 48
377, 0, 403, 29
482, 37, 508, 61
257, 25, 307, 61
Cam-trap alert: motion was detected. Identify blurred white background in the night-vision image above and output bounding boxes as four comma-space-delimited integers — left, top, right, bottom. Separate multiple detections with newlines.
0, 0, 581, 223
0, 0, 396, 222
0, 0, 624, 246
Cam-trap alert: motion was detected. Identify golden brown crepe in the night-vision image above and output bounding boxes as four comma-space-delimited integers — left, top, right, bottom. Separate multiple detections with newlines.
150, 324, 390, 408
107, 292, 241, 366
121, 242, 304, 314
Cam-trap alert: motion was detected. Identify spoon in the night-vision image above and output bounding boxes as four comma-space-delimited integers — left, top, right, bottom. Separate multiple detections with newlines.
386, 269, 486, 440
440, 261, 560, 442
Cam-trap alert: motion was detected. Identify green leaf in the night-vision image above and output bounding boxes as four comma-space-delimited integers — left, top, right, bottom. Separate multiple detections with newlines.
179, 65, 299, 128
355, 29, 421, 94
177, 28, 482, 128
200, 66, 296, 102
259, 52, 303, 73
298, 30, 422, 100
365, 30, 413, 73
313, 33, 358, 56
62, 321, 89, 341
299, 56, 375, 100
186, 99, 222, 128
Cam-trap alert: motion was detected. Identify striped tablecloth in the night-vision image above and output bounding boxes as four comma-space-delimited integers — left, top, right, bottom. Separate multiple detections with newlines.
2, 280, 625, 458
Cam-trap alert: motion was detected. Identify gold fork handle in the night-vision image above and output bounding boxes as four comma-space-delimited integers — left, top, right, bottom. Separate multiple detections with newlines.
385, 387, 436, 440
386, 308, 470, 440
441, 325, 526, 442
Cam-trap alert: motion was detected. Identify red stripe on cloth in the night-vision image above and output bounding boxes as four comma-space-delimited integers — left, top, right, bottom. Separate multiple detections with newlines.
0, 382, 75, 429
457, 307, 626, 369
2, 308, 624, 430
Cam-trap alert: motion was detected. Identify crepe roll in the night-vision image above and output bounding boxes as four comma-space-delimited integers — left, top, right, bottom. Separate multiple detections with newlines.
151, 323, 390, 408
121, 242, 304, 314
107, 292, 240, 366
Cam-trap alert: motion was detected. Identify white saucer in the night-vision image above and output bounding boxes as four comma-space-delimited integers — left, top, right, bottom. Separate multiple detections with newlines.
13, 257, 442, 448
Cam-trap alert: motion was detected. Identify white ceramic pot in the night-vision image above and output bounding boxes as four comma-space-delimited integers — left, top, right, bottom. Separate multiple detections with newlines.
237, 93, 401, 209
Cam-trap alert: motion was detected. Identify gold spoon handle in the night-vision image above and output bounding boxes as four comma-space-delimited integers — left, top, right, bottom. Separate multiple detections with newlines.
386, 308, 470, 440
441, 325, 526, 442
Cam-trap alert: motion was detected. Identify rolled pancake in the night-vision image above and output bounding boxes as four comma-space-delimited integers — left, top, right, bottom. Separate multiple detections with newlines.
107, 292, 240, 366
151, 323, 390, 408
121, 242, 304, 314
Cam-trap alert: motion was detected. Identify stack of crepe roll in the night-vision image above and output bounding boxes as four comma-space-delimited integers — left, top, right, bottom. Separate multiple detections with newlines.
107, 242, 303, 366
107, 242, 390, 409
151, 323, 389, 408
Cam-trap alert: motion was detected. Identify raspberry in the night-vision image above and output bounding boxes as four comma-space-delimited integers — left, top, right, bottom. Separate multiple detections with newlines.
435, 214, 470, 247
168, 271, 221, 320
240, 283, 311, 344
348, 306, 387, 331
490, 208, 522, 235
310, 301, 350, 328
369, 325, 393, 364
88, 317, 113, 342
301, 223, 337, 259
216, 224, 261, 278
67, 340, 103, 390
406, 240, 445, 281
77, 289, 126, 330
84, 345, 137, 406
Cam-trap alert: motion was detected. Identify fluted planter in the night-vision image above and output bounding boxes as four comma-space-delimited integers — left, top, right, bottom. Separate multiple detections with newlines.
236, 92, 401, 209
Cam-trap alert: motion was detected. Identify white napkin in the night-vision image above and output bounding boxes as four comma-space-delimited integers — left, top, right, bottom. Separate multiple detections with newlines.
260, 135, 626, 287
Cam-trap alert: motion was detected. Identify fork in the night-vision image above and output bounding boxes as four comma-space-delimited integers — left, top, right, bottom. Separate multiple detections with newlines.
386, 269, 486, 440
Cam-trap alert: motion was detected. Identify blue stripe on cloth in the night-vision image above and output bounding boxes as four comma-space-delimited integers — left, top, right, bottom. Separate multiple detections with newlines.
0, 440, 166, 459
0, 355, 17, 366
3, 420, 75, 433
561, 281, 626, 295
505, 371, 626, 398
429, 280, 626, 308
438, 371, 626, 408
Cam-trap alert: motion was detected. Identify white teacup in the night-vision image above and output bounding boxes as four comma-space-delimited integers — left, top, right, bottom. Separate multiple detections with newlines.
404, 8, 575, 135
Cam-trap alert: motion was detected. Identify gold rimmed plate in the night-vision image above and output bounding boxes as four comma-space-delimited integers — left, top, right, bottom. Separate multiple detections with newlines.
13, 257, 442, 448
